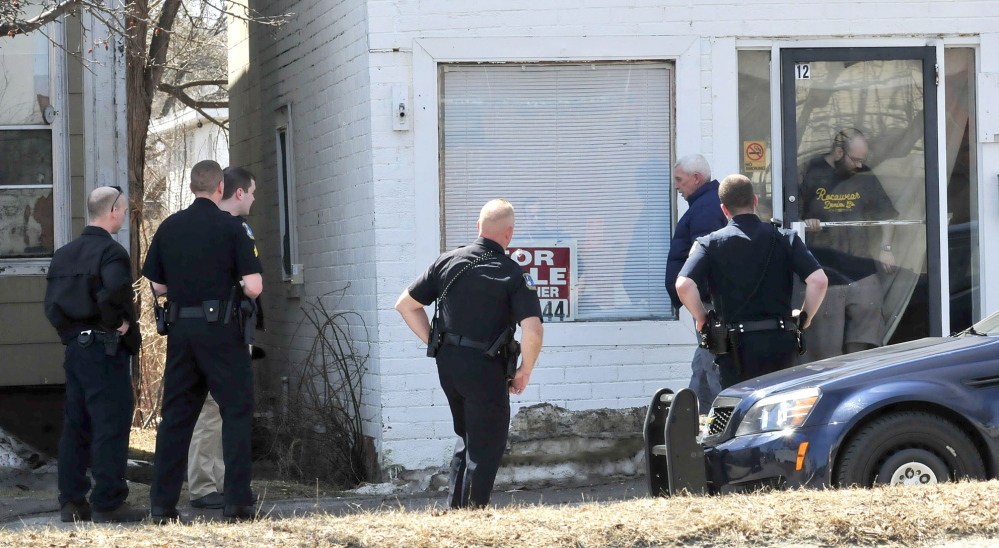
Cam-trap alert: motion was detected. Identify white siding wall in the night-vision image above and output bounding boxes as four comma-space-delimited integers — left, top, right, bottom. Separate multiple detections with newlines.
232, 0, 999, 472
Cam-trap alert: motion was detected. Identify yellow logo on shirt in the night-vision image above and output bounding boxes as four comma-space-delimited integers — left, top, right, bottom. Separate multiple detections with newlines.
816, 188, 859, 211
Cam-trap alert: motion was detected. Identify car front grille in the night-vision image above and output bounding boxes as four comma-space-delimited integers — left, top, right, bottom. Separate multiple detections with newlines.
708, 407, 734, 436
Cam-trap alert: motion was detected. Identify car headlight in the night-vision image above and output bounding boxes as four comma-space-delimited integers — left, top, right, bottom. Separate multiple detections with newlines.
735, 387, 821, 437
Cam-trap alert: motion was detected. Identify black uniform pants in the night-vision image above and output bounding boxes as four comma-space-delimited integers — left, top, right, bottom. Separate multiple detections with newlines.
150, 319, 254, 509
58, 336, 133, 511
717, 330, 798, 389
436, 346, 510, 509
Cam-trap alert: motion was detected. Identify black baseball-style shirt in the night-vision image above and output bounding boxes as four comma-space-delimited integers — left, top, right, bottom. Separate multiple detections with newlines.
142, 197, 262, 305
800, 156, 899, 285
679, 214, 821, 323
408, 237, 542, 344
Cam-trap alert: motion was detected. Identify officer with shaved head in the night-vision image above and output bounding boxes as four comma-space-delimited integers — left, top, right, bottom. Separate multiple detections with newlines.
395, 199, 544, 508
45, 186, 146, 523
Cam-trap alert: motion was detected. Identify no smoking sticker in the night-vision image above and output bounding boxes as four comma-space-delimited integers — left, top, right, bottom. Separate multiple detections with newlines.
743, 141, 766, 172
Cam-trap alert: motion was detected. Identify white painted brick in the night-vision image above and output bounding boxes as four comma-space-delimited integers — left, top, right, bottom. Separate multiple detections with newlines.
572, 365, 621, 383
385, 405, 451, 425
589, 349, 644, 367
235, 0, 999, 475
563, 398, 621, 411
382, 421, 436, 439
598, 381, 647, 399
617, 364, 671, 382
382, 438, 452, 469
534, 350, 590, 368
526, 366, 566, 385
538, 383, 593, 401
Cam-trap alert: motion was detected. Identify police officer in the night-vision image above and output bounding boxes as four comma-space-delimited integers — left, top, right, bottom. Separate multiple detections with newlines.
676, 175, 828, 388
187, 166, 260, 511
394, 199, 544, 509
142, 160, 263, 522
44, 186, 147, 523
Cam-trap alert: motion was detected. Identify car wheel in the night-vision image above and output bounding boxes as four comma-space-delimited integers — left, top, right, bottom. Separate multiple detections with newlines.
876, 448, 948, 486
835, 411, 985, 488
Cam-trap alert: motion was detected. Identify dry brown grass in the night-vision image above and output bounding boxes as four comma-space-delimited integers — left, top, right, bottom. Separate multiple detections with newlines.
4, 480, 999, 547
129, 427, 158, 458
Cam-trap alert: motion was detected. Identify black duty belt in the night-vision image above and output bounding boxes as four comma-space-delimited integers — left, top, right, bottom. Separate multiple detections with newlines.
177, 307, 207, 319
730, 317, 796, 333
78, 330, 117, 342
441, 333, 490, 351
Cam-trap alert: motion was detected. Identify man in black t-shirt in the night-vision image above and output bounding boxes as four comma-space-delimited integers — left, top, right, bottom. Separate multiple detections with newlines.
800, 129, 899, 362
395, 199, 543, 509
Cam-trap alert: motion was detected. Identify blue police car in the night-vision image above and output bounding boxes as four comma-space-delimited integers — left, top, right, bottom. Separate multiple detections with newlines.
698, 311, 999, 494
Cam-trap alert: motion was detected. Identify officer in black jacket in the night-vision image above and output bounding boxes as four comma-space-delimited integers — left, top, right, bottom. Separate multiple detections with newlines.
44, 186, 146, 523
142, 160, 263, 522
395, 199, 544, 509
676, 175, 829, 388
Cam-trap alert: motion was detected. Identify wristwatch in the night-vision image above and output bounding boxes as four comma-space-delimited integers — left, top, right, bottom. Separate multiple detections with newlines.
882, 245, 892, 252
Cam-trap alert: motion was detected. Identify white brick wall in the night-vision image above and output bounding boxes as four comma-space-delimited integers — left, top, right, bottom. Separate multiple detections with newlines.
229, 0, 384, 449
231, 0, 999, 474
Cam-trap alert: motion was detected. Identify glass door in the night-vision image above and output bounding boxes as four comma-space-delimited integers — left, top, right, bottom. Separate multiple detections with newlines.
781, 47, 940, 362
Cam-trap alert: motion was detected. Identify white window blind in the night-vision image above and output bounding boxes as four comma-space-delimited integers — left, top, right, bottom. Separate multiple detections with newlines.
441, 62, 675, 321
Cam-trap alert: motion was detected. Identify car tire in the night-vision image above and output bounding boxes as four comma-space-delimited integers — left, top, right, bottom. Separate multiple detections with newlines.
835, 411, 985, 488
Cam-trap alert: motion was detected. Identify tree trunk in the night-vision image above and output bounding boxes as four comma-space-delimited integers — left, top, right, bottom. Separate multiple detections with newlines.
125, 0, 151, 279
125, 0, 181, 278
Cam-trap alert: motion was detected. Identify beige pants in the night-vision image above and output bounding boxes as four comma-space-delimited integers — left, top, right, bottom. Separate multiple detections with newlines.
188, 392, 225, 498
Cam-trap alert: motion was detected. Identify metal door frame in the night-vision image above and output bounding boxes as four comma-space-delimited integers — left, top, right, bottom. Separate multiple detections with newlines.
779, 46, 942, 336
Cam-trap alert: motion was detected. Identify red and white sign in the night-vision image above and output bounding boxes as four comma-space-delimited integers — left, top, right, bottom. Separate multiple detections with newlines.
506, 240, 577, 322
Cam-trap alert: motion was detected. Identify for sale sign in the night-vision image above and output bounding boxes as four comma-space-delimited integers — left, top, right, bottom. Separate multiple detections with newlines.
507, 240, 577, 322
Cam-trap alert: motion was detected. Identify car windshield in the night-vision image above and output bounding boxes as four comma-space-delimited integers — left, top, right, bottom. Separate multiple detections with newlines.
967, 311, 999, 336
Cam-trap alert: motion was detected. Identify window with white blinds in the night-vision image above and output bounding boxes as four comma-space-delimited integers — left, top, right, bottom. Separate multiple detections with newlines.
440, 62, 675, 321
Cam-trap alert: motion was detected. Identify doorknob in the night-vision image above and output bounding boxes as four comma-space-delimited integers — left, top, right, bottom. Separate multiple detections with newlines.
788, 195, 796, 203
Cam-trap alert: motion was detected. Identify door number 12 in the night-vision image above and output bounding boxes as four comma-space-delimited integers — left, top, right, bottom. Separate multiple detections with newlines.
795, 63, 811, 80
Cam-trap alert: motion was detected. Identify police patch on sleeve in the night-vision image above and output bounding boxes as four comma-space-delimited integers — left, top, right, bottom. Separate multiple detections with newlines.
523, 273, 537, 290
243, 222, 255, 240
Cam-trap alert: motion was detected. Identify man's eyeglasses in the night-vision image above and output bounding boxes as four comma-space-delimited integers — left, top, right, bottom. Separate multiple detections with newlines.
109, 185, 123, 212
846, 154, 867, 165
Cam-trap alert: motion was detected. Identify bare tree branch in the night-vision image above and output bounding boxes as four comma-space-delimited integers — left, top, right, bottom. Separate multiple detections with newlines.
0, 0, 82, 36
157, 81, 228, 127
212, 0, 290, 26
144, 0, 182, 100
169, 78, 227, 90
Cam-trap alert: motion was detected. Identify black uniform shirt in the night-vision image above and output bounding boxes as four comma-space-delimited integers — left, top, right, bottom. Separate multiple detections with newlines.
408, 237, 542, 344
679, 214, 821, 323
44, 226, 140, 351
142, 197, 262, 306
